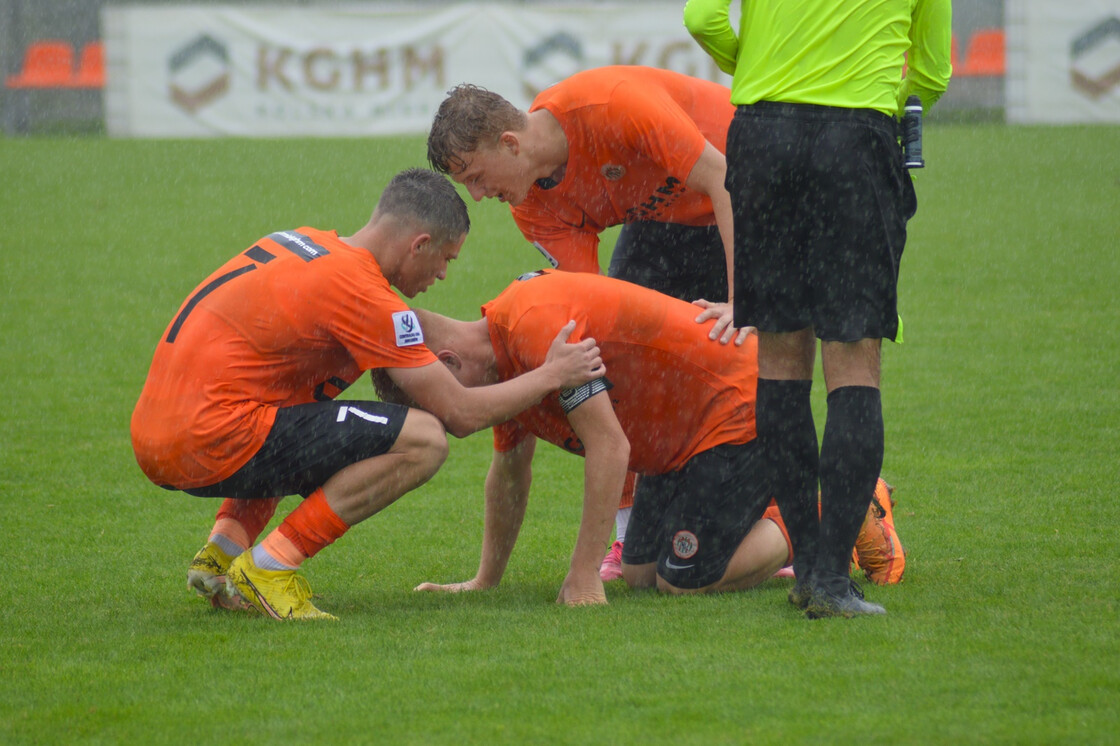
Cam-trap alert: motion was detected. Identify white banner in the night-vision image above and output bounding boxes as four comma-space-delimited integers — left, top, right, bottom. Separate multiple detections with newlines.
103, 3, 730, 137
1007, 0, 1120, 123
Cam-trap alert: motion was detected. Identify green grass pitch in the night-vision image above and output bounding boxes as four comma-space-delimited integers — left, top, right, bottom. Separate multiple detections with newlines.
1, 124, 1118, 744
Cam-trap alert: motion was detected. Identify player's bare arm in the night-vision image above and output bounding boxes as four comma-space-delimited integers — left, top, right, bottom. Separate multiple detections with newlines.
555, 391, 629, 606
413, 436, 537, 594
685, 142, 740, 345
390, 321, 603, 437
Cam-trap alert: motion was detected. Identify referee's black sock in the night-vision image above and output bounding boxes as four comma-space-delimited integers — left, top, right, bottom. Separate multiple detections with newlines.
755, 378, 819, 581
818, 385, 884, 594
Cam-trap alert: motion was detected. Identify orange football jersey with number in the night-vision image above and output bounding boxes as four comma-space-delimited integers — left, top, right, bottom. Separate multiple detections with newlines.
131, 227, 436, 488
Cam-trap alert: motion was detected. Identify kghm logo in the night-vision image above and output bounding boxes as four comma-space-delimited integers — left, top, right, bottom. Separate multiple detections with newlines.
1071, 17, 1120, 99
169, 35, 230, 113
521, 32, 582, 101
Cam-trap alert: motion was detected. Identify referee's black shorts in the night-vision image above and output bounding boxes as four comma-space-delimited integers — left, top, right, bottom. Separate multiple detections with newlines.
725, 101, 917, 342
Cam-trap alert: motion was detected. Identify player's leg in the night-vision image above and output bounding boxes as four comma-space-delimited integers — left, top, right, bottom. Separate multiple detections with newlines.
318, 407, 447, 524
193, 399, 444, 619
645, 442, 773, 595
755, 329, 819, 609
812, 339, 885, 615
701, 502, 793, 593
187, 496, 282, 609
726, 104, 825, 609
803, 107, 911, 619
667, 518, 788, 594
619, 471, 677, 589
599, 471, 636, 582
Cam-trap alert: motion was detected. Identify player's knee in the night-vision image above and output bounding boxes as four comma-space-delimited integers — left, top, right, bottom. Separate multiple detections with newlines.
655, 575, 710, 595
395, 409, 449, 477
622, 562, 657, 589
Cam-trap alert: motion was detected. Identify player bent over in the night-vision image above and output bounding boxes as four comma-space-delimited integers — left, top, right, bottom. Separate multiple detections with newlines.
429, 68, 747, 577
130, 169, 604, 620
381, 270, 902, 604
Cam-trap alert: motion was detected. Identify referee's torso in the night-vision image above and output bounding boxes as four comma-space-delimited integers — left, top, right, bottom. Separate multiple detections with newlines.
728, 0, 910, 115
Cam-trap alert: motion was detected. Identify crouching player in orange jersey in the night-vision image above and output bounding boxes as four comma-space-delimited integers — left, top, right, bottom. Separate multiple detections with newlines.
385, 270, 903, 605
130, 170, 604, 621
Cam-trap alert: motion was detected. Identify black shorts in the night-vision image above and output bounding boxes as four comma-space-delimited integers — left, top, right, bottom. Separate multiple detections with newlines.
183, 399, 410, 499
725, 101, 917, 342
621, 441, 771, 589
608, 221, 728, 303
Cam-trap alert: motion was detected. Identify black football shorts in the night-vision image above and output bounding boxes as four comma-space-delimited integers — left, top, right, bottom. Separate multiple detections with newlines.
608, 220, 728, 304
184, 399, 409, 499
726, 101, 917, 342
621, 440, 771, 589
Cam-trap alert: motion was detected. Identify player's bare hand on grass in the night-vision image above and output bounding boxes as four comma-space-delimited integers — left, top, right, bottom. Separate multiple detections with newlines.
545, 320, 605, 387
692, 300, 752, 346
414, 578, 489, 594
555, 570, 608, 606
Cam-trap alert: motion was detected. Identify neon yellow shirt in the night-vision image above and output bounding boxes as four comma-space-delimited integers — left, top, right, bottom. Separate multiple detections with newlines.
683, 0, 952, 116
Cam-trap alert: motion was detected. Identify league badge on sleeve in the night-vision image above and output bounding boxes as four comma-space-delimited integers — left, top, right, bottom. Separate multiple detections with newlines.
393, 310, 424, 347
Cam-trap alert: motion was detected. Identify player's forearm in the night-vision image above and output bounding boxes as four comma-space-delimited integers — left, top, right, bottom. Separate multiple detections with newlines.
712, 189, 736, 302
440, 367, 562, 438
476, 449, 533, 586
683, 0, 739, 75
569, 445, 630, 579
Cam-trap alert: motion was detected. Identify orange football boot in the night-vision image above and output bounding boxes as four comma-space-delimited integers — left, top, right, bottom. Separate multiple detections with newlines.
853, 479, 906, 585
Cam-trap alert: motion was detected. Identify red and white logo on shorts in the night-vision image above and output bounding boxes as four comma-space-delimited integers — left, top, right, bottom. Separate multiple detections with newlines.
672, 530, 699, 560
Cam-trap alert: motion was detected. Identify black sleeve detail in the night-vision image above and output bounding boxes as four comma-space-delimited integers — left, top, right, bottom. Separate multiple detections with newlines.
244, 245, 276, 263
313, 376, 353, 402
558, 376, 612, 414
166, 264, 257, 343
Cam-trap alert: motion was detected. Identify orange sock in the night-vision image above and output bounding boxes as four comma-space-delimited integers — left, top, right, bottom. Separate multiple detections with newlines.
276, 488, 350, 561
211, 497, 282, 549
259, 530, 308, 569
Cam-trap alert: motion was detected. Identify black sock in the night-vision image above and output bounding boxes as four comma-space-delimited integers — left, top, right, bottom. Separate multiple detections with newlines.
756, 378, 819, 580
818, 386, 884, 591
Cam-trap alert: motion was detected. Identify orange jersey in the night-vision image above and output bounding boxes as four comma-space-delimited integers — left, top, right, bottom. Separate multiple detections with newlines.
513, 66, 735, 274
131, 227, 436, 489
485, 270, 756, 474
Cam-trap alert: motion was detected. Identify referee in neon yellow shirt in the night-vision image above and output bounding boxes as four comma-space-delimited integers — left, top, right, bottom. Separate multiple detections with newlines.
685, 0, 951, 618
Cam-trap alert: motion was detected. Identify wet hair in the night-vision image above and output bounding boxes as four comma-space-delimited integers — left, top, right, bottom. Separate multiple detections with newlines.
427, 83, 527, 175
370, 368, 417, 408
375, 167, 470, 246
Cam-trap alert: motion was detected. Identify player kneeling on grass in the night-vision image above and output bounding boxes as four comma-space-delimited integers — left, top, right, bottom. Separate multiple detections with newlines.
379, 270, 902, 605
130, 169, 604, 621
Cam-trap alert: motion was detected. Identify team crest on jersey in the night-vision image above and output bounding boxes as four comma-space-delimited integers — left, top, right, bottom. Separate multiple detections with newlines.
392, 310, 424, 347
601, 164, 626, 181
672, 530, 699, 560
